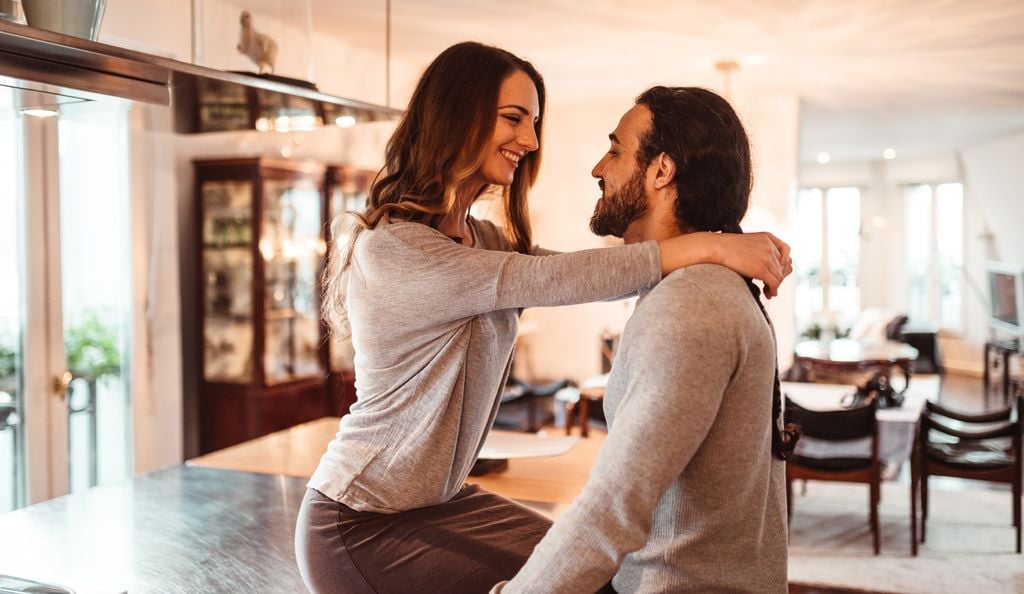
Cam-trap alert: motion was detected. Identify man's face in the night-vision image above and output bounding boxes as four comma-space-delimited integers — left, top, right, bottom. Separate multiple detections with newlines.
589, 105, 653, 238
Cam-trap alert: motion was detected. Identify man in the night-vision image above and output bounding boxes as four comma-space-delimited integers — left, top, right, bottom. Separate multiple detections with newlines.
494, 87, 796, 593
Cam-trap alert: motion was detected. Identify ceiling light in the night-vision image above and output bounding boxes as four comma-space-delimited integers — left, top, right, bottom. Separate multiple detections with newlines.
883, 148, 896, 160
335, 115, 357, 128
816, 152, 831, 164
21, 108, 59, 118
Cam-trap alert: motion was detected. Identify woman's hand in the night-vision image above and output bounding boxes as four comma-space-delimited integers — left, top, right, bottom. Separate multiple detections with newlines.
657, 231, 793, 298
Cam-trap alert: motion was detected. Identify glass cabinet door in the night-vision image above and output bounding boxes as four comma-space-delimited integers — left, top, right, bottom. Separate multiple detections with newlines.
262, 178, 325, 384
201, 180, 255, 383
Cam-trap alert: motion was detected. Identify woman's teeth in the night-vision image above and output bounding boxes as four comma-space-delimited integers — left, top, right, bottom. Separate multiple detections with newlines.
500, 149, 521, 166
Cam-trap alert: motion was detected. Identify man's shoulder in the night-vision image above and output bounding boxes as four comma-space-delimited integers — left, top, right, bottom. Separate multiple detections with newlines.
634, 263, 766, 332
647, 264, 747, 306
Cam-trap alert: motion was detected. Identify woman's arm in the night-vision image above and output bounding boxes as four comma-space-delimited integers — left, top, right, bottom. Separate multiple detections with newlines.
658, 232, 791, 298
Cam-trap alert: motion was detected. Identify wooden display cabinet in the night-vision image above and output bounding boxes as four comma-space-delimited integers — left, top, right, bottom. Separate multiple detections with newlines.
194, 157, 339, 453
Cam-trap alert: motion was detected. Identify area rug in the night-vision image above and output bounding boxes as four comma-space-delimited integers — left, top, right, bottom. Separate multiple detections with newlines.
788, 481, 1023, 593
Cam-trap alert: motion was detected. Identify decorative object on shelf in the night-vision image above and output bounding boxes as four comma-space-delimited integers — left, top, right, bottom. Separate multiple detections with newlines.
237, 11, 277, 75
22, 0, 105, 40
0, 0, 25, 24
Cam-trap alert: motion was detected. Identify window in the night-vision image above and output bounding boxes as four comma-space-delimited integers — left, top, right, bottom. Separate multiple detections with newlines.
794, 187, 862, 335
905, 183, 964, 330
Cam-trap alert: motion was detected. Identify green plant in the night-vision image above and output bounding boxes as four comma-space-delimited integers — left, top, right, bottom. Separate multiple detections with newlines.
0, 341, 14, 379
0, 321, 16, 379
65, 310, 121, 380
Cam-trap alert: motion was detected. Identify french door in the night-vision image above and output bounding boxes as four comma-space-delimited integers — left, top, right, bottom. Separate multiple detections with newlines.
0, 94, 134, 511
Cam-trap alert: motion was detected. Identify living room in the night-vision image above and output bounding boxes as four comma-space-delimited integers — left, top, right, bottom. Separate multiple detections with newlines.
0, 0, 1022, 592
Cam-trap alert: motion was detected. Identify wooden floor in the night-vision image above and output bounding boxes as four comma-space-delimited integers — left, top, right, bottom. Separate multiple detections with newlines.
936, 370, 1014, 412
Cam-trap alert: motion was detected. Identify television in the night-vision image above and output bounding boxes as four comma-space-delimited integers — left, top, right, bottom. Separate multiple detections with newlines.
986, 261, 1024, 344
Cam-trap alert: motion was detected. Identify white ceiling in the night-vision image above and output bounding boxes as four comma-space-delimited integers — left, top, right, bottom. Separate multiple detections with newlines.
304, 0, 1024, 164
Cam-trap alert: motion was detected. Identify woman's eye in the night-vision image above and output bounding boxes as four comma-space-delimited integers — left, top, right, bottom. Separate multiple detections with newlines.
501, 114, 521, 124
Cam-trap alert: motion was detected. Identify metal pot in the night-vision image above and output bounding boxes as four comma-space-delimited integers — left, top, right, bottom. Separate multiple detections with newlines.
22, 0, 105, 41
0, 0, 26, 24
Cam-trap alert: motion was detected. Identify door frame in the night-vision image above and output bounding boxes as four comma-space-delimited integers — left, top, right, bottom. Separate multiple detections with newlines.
21, 113, 70, 504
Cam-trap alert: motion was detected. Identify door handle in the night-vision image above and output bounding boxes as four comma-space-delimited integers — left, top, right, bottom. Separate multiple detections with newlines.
52, 370, 72, 397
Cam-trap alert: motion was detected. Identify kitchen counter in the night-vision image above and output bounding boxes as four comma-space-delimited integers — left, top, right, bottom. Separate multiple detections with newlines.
0, 465, 308, 593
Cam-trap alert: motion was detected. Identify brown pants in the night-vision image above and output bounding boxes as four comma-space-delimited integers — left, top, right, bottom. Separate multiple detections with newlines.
295, 484, 552, 593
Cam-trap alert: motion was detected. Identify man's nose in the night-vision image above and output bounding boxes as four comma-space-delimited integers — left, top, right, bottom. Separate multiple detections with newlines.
591, 154, 608, 178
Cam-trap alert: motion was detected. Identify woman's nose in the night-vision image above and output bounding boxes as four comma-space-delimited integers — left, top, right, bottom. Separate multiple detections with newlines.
519, 125, 539, 152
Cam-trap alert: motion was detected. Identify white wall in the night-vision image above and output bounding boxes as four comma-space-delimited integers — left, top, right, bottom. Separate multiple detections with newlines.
795, 148, 1024, 376
101, 0, 193, 59
960, 131, 1024, 370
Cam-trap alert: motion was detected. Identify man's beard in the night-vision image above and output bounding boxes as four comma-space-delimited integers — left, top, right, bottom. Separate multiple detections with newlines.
589, 167, 649, 238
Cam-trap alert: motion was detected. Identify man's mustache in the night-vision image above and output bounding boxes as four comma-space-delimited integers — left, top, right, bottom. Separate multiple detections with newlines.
597, 179, 605, 192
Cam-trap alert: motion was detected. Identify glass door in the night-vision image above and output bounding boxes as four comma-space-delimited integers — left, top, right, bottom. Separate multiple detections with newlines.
56, 102, 133, 494
0, 97, 134, 509
0, 101, 26, 513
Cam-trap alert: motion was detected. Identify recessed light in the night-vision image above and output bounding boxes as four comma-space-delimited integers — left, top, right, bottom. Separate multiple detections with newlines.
21, 108, 59, 118
883, 148, 896, 160
816, 152, 831, 164
335, 115, 357, 128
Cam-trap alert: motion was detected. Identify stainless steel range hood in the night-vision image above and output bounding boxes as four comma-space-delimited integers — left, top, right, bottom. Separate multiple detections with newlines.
0, 19, 400, 129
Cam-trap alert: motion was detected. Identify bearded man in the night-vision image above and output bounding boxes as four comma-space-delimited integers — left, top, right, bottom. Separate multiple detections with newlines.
494, 87, 798, 594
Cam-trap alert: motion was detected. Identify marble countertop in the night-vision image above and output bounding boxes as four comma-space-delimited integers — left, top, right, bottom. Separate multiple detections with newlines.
0, 466, 308, 593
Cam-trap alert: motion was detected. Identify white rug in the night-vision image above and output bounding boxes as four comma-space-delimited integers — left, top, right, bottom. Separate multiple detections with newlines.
788, 481, 1024, 593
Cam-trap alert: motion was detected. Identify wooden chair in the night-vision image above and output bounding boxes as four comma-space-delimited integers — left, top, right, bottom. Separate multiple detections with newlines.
916, 395, 1022, 553
785, 397, 885, 554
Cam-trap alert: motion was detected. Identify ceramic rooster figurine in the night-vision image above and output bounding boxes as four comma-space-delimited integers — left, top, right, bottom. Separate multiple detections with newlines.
237, 11, 278, 74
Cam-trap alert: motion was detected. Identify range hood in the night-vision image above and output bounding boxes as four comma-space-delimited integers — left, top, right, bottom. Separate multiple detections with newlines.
0, 19, 400, 130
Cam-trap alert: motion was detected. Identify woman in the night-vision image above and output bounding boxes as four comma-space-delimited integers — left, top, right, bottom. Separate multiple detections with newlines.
296, 42, 791, 593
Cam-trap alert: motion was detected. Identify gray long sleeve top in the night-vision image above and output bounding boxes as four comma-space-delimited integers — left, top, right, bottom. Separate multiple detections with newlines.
499, 264, 788, 594
308, 218, 662, 513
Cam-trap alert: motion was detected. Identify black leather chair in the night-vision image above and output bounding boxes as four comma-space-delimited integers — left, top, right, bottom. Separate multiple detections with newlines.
494, 378, 570, 433
785, 397, 887, 554
916, 396, 1022, 553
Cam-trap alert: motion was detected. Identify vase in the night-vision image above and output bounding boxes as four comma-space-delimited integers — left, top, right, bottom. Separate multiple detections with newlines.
22, 0, 105, 41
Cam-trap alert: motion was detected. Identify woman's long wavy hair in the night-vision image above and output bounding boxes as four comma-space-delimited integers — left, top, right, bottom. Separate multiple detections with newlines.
635, 86, 800, 461
322, 42, 546, 341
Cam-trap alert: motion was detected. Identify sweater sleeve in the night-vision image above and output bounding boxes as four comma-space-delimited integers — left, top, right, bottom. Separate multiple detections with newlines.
376, 223, 661, 324
497, 275, 738, 593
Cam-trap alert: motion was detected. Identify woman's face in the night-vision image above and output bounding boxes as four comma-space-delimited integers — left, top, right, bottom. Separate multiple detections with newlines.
473, 70, 540, 188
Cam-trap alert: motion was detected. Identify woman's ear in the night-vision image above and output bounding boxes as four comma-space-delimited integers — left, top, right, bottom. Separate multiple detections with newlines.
652, 153, 676, 190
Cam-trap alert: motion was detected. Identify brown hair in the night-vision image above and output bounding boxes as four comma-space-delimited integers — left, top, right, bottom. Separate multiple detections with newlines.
322, 41, 546, 341
635, 86, 799, 460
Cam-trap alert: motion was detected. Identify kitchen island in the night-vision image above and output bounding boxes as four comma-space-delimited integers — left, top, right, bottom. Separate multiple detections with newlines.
0, 465, 308, 593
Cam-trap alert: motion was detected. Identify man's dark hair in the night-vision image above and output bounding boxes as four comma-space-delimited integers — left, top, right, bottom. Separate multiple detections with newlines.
635, 86, 799, 460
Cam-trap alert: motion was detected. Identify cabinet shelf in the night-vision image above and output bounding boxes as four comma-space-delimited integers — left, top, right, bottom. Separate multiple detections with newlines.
203, 243, 251, 250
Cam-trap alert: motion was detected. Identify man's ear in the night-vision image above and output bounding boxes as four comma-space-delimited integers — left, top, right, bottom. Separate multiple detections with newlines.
651, 153, 676, 190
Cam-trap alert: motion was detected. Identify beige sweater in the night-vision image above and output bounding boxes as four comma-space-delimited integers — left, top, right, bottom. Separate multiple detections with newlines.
500, 264, 788, 593
308, 219, 662, 513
